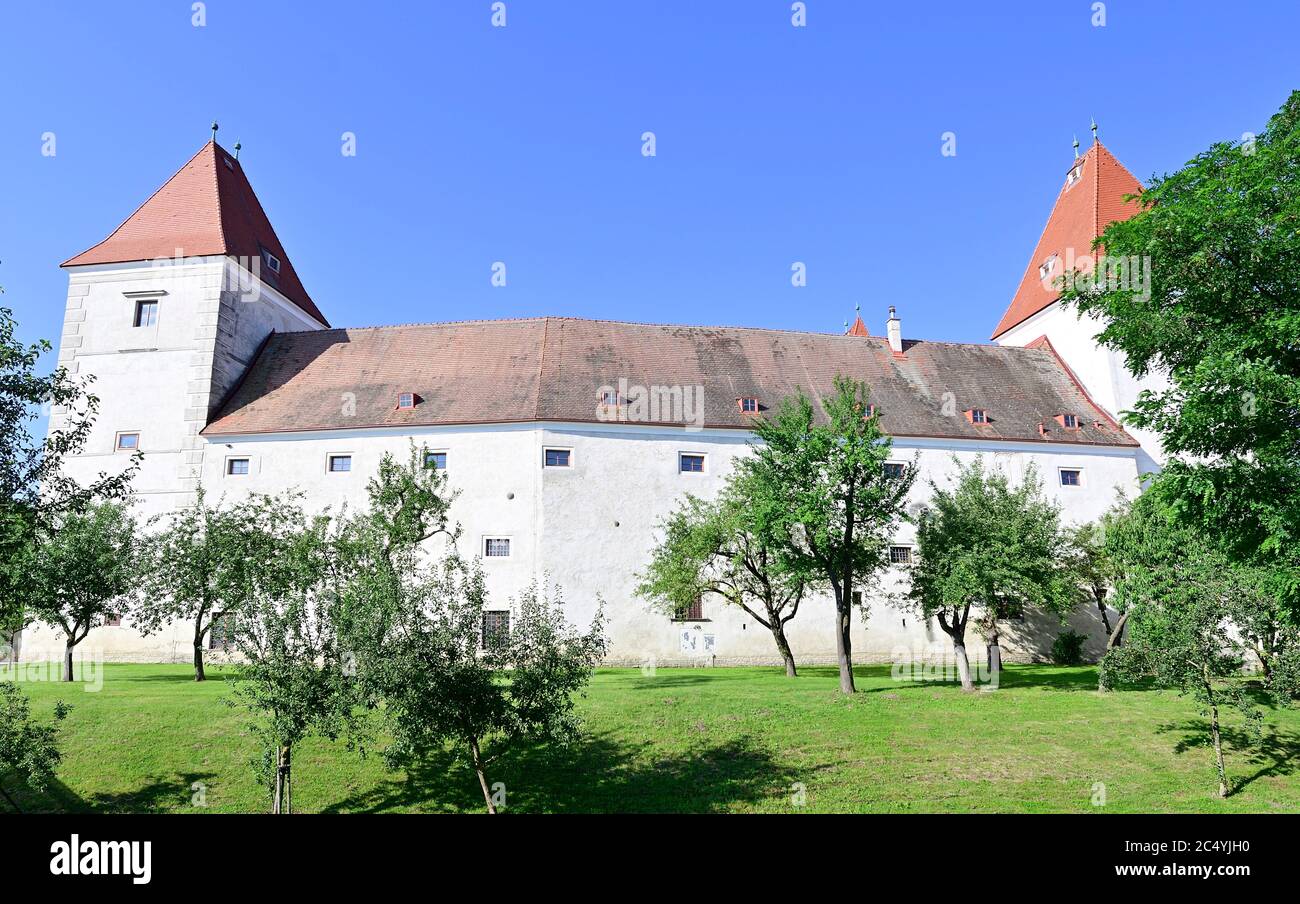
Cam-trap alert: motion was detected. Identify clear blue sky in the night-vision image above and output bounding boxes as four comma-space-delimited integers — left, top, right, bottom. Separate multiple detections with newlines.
2, 0, 1296, 356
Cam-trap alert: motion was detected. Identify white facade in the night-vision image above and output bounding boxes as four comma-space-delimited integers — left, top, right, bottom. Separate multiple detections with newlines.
20, 250, 1145, 667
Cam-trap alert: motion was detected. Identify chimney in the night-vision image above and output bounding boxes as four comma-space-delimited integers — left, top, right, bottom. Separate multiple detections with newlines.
886, 306, 903, 355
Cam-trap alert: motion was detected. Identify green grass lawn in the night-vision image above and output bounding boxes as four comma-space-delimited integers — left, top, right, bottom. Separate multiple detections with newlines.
2, 662, 1298, 813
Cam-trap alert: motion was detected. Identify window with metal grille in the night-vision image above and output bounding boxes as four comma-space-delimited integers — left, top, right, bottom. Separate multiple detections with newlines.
544, 448, 571, 468
481, 611, 511, 650
328, 455, 352, 473
133, 299, 158, 327
883, 462, 906, 480
673, 598, 704, 621
424, 451, 447, 470
679, 453, 705, 473
484, 537, 511, 558
227, 458, 250, 476
1059, 468, 1083, 487
889, 545, 914, 566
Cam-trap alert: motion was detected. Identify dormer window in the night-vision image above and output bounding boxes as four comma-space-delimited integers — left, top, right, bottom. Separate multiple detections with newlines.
1066, 163, 1083, 187
397, 392, 417, 410
1038, 254, 1058, 281
965, 408, 989, 425
599, 389, 621, 406
261, 247, 281, 274
1055, 413, 1081, 430
737, 397, 759, 414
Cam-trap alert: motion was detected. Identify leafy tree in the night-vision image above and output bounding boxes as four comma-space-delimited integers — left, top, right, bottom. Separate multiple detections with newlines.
903, 459, 1073, 690
353, 558, 606, 814
1059, 90, 1300, 614
134, 489, 304, 681
227, 510, 357, 814
1100, 498, 1274, 797
0, 305, 138, 634
0, 682, 69, 812
25, 501, 137, 681
637, 477, 809, 676
742, 376, 915, 693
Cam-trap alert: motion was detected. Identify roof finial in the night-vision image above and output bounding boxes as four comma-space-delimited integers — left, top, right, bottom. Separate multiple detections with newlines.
1073, 134, 1080, 158
1090, 117, 1098, 143
233, 141, 241, 160
210, 120, 219, 143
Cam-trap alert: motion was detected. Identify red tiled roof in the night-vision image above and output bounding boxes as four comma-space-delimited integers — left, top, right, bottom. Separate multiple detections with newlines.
846, 314, 871, 337
61, 141, 328, 326
990, 141, 1142, 339
203, 316, 1137, 447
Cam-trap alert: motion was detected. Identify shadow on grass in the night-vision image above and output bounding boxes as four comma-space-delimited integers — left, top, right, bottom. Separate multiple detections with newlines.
2, 770, 217, 814
1159, 719, 1300, 796
322, 733, 801, 814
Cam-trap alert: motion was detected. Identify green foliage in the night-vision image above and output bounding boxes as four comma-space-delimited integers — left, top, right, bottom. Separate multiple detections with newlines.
134, 489, 307, 678
24, 501, 138, 670
0, 306, 138, 632
741, 376, 915, 691
1058, 90, 1300, 610
0, 681, 69, 809
1050, 630, 1087, 666
637, 474, 809, 672
905, 458, 1074, 643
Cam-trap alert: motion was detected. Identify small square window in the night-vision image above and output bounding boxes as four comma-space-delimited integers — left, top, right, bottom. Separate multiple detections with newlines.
484, 537, 511, 558
133, 300, 158, 327
1059, 468, 1083, 487
261, 248, 281, 274
968, 408, 988, 425
424, 451, 447, 470
544, 448, 571, 468
116, 432, 140, 451
481, 611, 511, 651
679, 453, 705, 473
883, 462, 906, 480
599, 389, 621, 406
328, 454, 352, 473
397, 393, 416, 410
738, 397, 759, 413
227, 458, 250, 476
889, 545, 914, 566
1062, 413, 1080, 429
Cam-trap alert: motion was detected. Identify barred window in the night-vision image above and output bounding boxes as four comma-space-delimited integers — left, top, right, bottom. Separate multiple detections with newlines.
673, 598, 705, 621
481, 611, 511, 650
484, 537, 511, 558
889, 545, 914, 566
883, 462, 906, 480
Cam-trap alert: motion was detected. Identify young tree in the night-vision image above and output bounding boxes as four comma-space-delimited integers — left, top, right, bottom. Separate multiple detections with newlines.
742, 376, 915, 693
637, 478, 808, 676
1058, 90, 1300, 616
228, 510, 357, 814
354, 558, 606, 813
0, 305, 137, 637
25, 501, 137, 681
0, 682, 69, 812
1100, 498, 1273, 797
134, 489, 304, 681
903, 458, 1073, 690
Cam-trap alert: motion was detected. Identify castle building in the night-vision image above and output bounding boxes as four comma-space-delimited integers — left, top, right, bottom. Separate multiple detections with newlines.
22, 136, 1157, 666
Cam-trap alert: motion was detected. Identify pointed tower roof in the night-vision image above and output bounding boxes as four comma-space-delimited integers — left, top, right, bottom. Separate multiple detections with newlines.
62, 141, 328, 326
990, 140, 1142, 339
846, 314, 870, 337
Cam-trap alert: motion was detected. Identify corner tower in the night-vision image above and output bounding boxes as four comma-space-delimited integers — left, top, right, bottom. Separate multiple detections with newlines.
54, 140, 329, 515
992, 136, 1167, 472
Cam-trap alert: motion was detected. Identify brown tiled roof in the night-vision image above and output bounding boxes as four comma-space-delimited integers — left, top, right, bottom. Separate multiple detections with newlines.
990, 141, 1143, 339
202, 317, 1138, 447
62, 141, 328, 327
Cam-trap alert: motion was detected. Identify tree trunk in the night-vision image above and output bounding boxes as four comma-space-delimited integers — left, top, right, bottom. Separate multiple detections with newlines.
835, 597, 855, 694
1205, 677, 1230, 799
952, 642, 973, 692
62, 642, 74, 682
986, 628, 1001, 680
1107, 610, 1129, 651
193, 636, 206, 682
469, 735, 496, 814
1095, 593, 1113, 636
771, 623, 797, 677
273, 745, 292, 814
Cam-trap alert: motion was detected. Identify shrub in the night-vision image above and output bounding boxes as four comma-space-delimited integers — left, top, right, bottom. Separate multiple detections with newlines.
1051, 629, 1087, 666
